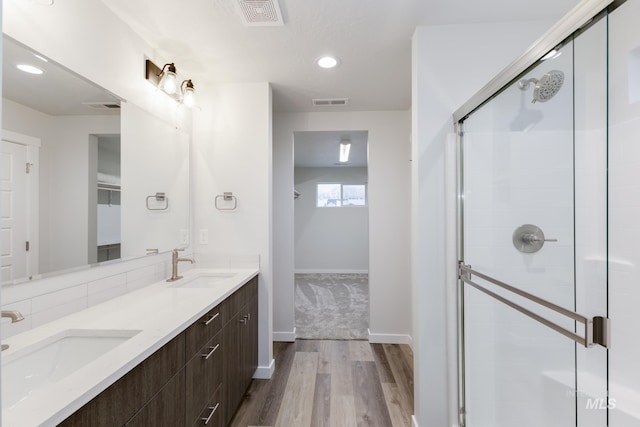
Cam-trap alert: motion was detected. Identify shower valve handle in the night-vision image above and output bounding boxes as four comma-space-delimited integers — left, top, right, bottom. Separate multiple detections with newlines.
522, 234, 558, 244
513, 224, 557, 253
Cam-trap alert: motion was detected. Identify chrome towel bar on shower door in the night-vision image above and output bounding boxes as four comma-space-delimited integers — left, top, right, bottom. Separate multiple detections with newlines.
458, 263, 610, 348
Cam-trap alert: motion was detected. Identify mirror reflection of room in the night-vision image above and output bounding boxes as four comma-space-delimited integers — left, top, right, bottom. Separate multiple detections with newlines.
1, 36, 121, 283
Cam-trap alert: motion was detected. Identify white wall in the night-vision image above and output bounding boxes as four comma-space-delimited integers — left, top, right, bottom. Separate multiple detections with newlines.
2, 98, 120, 274
120, 102, 190, 259
294, 166, 369, 272
273, 111, 411, 344
192, 82, 274, 377
411, 20, 554, 427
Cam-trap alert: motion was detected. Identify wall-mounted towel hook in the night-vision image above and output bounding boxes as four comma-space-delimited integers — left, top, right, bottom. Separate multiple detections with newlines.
146, 192, 169, 211
215, 192, 238, 211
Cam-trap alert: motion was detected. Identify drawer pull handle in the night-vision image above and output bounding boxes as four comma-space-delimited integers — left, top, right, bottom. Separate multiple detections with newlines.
239, 318, 247, 324
202, 343, 220, 360
201, 402, 220, 425
203, 312, 220, 326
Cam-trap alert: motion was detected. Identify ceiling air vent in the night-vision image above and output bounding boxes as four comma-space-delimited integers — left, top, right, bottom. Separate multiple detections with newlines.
234, 0, 284, 26
312, 98, 349, 107
82, 101, 121, 109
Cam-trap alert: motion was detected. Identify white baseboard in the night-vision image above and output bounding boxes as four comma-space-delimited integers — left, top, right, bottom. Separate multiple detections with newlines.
368, 329, 413, 345
411, 415, 419, 427
294, 269, 369, 274
273, 328, 296, 342
253, 358, 275, 379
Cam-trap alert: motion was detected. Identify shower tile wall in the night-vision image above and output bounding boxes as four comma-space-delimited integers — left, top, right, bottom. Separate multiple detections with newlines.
463, 125, 577, 426
609, 1, 640, 423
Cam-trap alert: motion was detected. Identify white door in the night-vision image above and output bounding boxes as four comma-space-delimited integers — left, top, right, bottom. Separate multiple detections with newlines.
1, 140, 29, 281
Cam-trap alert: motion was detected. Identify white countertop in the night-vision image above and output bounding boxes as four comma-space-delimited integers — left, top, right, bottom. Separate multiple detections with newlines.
1, 267, 259, 427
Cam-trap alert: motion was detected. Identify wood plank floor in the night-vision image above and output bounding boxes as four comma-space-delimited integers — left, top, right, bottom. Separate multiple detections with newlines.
229, 340, 414, 427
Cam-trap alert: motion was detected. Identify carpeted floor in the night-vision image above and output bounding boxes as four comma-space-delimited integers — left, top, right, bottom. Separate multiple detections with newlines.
295, 273, 369, 340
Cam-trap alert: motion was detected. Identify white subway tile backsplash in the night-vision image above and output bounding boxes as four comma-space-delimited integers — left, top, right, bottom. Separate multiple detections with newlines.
87, 273, 127, 295
31, 297, 87, 328
88, 283, 128, 307
125, 265, 157, 283
31, 284, 88, 314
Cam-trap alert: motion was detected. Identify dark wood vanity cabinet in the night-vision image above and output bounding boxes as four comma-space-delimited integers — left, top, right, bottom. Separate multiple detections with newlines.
58, 275, 258, 427
59, 333, 186, 427
222, 277, 259, 426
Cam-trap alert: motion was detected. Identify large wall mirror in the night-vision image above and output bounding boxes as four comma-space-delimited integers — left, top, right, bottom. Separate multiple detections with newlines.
1, 35, 190, 285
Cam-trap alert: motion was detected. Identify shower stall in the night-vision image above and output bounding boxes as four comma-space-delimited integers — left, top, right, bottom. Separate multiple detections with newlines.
454, 0, 640, 425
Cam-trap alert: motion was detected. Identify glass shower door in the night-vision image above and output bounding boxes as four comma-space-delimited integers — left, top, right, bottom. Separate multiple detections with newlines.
458, 15, 609, 427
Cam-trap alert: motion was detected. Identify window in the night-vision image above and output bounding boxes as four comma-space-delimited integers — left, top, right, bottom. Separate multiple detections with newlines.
316, 183, 366, 207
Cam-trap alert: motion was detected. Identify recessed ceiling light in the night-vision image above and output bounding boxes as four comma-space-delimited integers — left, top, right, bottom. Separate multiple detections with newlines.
17, 64, 44, 75
317, 56, 339, 69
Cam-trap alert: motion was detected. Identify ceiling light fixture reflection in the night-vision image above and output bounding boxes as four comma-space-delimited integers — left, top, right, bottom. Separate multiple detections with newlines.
317, 56, 339, 69
339, 142, 351, 163
541, 49, 562, 61
33, 54, 49, 62
17, 64, 44, 75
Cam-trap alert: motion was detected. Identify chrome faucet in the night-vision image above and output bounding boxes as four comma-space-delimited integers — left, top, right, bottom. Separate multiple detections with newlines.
2, 310, 24, 351
167, 248, 194, 282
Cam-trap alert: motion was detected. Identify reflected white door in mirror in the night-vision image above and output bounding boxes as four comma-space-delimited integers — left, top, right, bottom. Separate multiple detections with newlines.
1, 130, 40, 283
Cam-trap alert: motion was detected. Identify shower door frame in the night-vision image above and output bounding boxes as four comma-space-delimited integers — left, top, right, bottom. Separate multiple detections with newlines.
453, 1, 617, 425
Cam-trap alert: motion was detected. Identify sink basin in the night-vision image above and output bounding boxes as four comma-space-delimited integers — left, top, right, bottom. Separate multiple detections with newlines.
171, 273, 236, 289
2, 329, 140, 408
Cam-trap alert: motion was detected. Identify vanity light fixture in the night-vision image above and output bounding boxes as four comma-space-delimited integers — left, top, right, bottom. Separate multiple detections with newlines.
158, 63, 178, 94
145, 59, 178, 95
181, 79, 196, 107
339, 141, 351, 163
145, 60, 196, 105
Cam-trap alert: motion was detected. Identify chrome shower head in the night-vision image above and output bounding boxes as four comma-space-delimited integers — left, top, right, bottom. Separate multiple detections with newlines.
517, 69, 564, 103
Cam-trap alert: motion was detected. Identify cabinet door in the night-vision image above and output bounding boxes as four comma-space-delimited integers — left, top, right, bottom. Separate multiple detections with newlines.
59, 333, 185, 427
185, 331, 223, 426
245, 295, 259, 385
223, 311, 243, 426
126, 369, 186, 427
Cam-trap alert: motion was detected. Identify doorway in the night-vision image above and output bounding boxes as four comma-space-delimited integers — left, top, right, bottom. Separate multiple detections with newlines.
1, 131, 40, 283
293, 130, 370, 339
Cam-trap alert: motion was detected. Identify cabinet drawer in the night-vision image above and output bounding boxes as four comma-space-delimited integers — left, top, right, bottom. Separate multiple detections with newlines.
185, 332, 224, 426
186, 300, 227, 355
192, 386, 223, 427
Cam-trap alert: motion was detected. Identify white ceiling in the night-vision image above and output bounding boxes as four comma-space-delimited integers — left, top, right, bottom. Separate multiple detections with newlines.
100, 0, 581, 113
294, 130, 368, 168
2, 37, 121, 116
